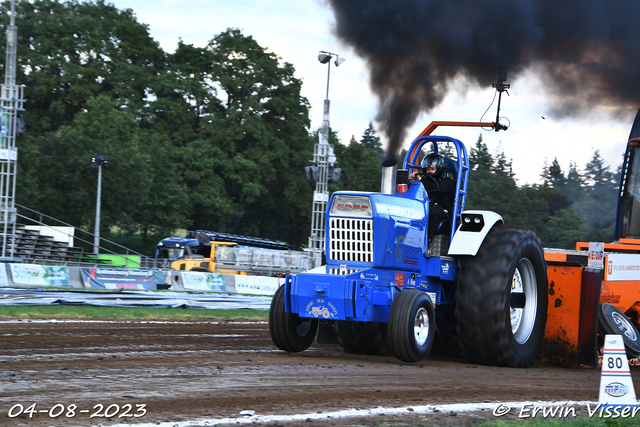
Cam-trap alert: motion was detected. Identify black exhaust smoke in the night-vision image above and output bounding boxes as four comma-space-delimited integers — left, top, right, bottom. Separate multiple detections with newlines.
327, 0, 640, 156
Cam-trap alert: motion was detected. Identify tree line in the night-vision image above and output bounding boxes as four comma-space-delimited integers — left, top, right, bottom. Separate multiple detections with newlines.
0, 0, 622, 253
2, 0, 316, 253
465, 136, 621, 249
330, 130, 622, 249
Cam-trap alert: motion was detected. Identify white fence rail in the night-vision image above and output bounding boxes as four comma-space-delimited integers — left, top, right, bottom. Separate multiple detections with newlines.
215, 246, 313, 274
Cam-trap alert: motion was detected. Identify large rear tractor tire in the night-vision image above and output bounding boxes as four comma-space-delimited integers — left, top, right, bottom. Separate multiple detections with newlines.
455, 226, 548, 367
598, 303, 640, 357
336, 321, 390, 356
269, 285, 318, 352
388, 290, 435, 363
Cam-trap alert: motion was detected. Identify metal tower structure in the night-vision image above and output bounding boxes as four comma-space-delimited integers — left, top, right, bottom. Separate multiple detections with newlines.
308, 136, 331, 268
0, 0, 25, 258
307, 51, 343, 268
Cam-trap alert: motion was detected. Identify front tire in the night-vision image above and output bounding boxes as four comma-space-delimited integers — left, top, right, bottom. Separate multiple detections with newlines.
455, 226, 548, 367
269, 285, 318, 352
388, 290, 435, 363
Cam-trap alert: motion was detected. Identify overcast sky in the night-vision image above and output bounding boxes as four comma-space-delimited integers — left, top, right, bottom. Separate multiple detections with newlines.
108, 0, 633, 185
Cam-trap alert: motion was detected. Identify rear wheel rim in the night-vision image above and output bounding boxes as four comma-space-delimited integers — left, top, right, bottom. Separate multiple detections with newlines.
612, 311, 637, 341
414, 307, 429, 346
510, 258, 537, 344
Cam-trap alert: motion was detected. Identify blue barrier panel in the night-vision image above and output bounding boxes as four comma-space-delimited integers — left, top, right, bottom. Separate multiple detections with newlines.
81, 267, 164, 290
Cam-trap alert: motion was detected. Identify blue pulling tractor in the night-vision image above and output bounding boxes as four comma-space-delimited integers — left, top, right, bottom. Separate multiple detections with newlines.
269, 127, 549, 367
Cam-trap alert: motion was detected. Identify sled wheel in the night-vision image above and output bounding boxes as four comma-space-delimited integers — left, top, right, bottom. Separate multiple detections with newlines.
387, 290, 435, 363
456, 226, 548, 367
336, 321, 390, 356
598, 303, 640, 357
269, 285, 318, 352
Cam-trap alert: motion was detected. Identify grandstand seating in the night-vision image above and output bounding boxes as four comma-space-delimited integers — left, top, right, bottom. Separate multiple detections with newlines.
0, 223, 87, 262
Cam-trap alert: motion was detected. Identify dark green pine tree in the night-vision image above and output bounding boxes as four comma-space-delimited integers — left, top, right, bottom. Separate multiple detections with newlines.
360, 122, 382, 151
563, 161, 584, 204
540, 157, 566, 189
583, 150, 616, 192
574, 150, 618, 242
437, 142, 456, 160
545, 207, 585, 249
469, 134, 493, 171
492, 150, 514, 178
332, 125, 385, 193
548, 158, 566, 189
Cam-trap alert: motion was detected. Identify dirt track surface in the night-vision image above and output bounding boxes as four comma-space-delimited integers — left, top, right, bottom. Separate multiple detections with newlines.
1, 318, 638, 427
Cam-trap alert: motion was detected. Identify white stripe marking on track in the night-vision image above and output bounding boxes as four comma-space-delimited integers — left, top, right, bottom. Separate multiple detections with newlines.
105, 400, 594, 427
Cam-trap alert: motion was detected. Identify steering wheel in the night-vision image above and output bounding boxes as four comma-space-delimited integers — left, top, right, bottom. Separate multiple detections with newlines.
423, 174, 441, 203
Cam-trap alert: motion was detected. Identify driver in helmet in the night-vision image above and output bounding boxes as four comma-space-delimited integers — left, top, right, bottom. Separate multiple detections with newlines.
409, 153, 456, 241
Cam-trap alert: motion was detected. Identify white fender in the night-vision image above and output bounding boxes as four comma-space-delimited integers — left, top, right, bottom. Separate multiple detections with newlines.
448, 210, 503, 256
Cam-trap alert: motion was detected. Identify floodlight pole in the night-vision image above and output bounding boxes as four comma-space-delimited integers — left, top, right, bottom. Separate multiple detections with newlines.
308, 51, 344, 268
325, 56, 331, 99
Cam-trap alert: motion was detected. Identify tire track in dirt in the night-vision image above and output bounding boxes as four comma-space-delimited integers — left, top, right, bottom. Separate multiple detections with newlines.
0, 319, 634, 426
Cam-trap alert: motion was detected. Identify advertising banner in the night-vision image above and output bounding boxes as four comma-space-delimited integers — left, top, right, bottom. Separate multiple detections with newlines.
234, 275, 280, 296
10, 264, 71, 287
81, 268, 164, 290
605, 253, 640, 281
180, 271, 227, 292
0, 264, 10, 286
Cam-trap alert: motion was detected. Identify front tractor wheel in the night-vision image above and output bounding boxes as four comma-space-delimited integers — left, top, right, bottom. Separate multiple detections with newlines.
269, 285, 318, 353
388, 290, 435, 363
455, 226, 548, 367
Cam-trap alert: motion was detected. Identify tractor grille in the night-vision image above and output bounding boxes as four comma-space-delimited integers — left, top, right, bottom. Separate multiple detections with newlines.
329, 267, 361, 276
329, 218, 373, 263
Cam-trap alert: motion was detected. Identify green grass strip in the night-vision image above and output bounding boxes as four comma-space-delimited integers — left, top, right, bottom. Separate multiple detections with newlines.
474, 416, 639, 426
383, 413, 640, 426
0, 305, 268, 320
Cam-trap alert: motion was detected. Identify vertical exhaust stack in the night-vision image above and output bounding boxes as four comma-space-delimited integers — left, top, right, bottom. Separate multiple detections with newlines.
381, 158, 397, 194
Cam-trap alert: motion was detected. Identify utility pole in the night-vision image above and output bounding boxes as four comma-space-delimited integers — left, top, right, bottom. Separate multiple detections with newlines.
0, 0, 25, 259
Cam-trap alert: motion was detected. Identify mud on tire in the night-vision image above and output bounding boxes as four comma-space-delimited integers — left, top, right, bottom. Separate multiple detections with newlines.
269, 285, 318, 352
455, 226, 548, 367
